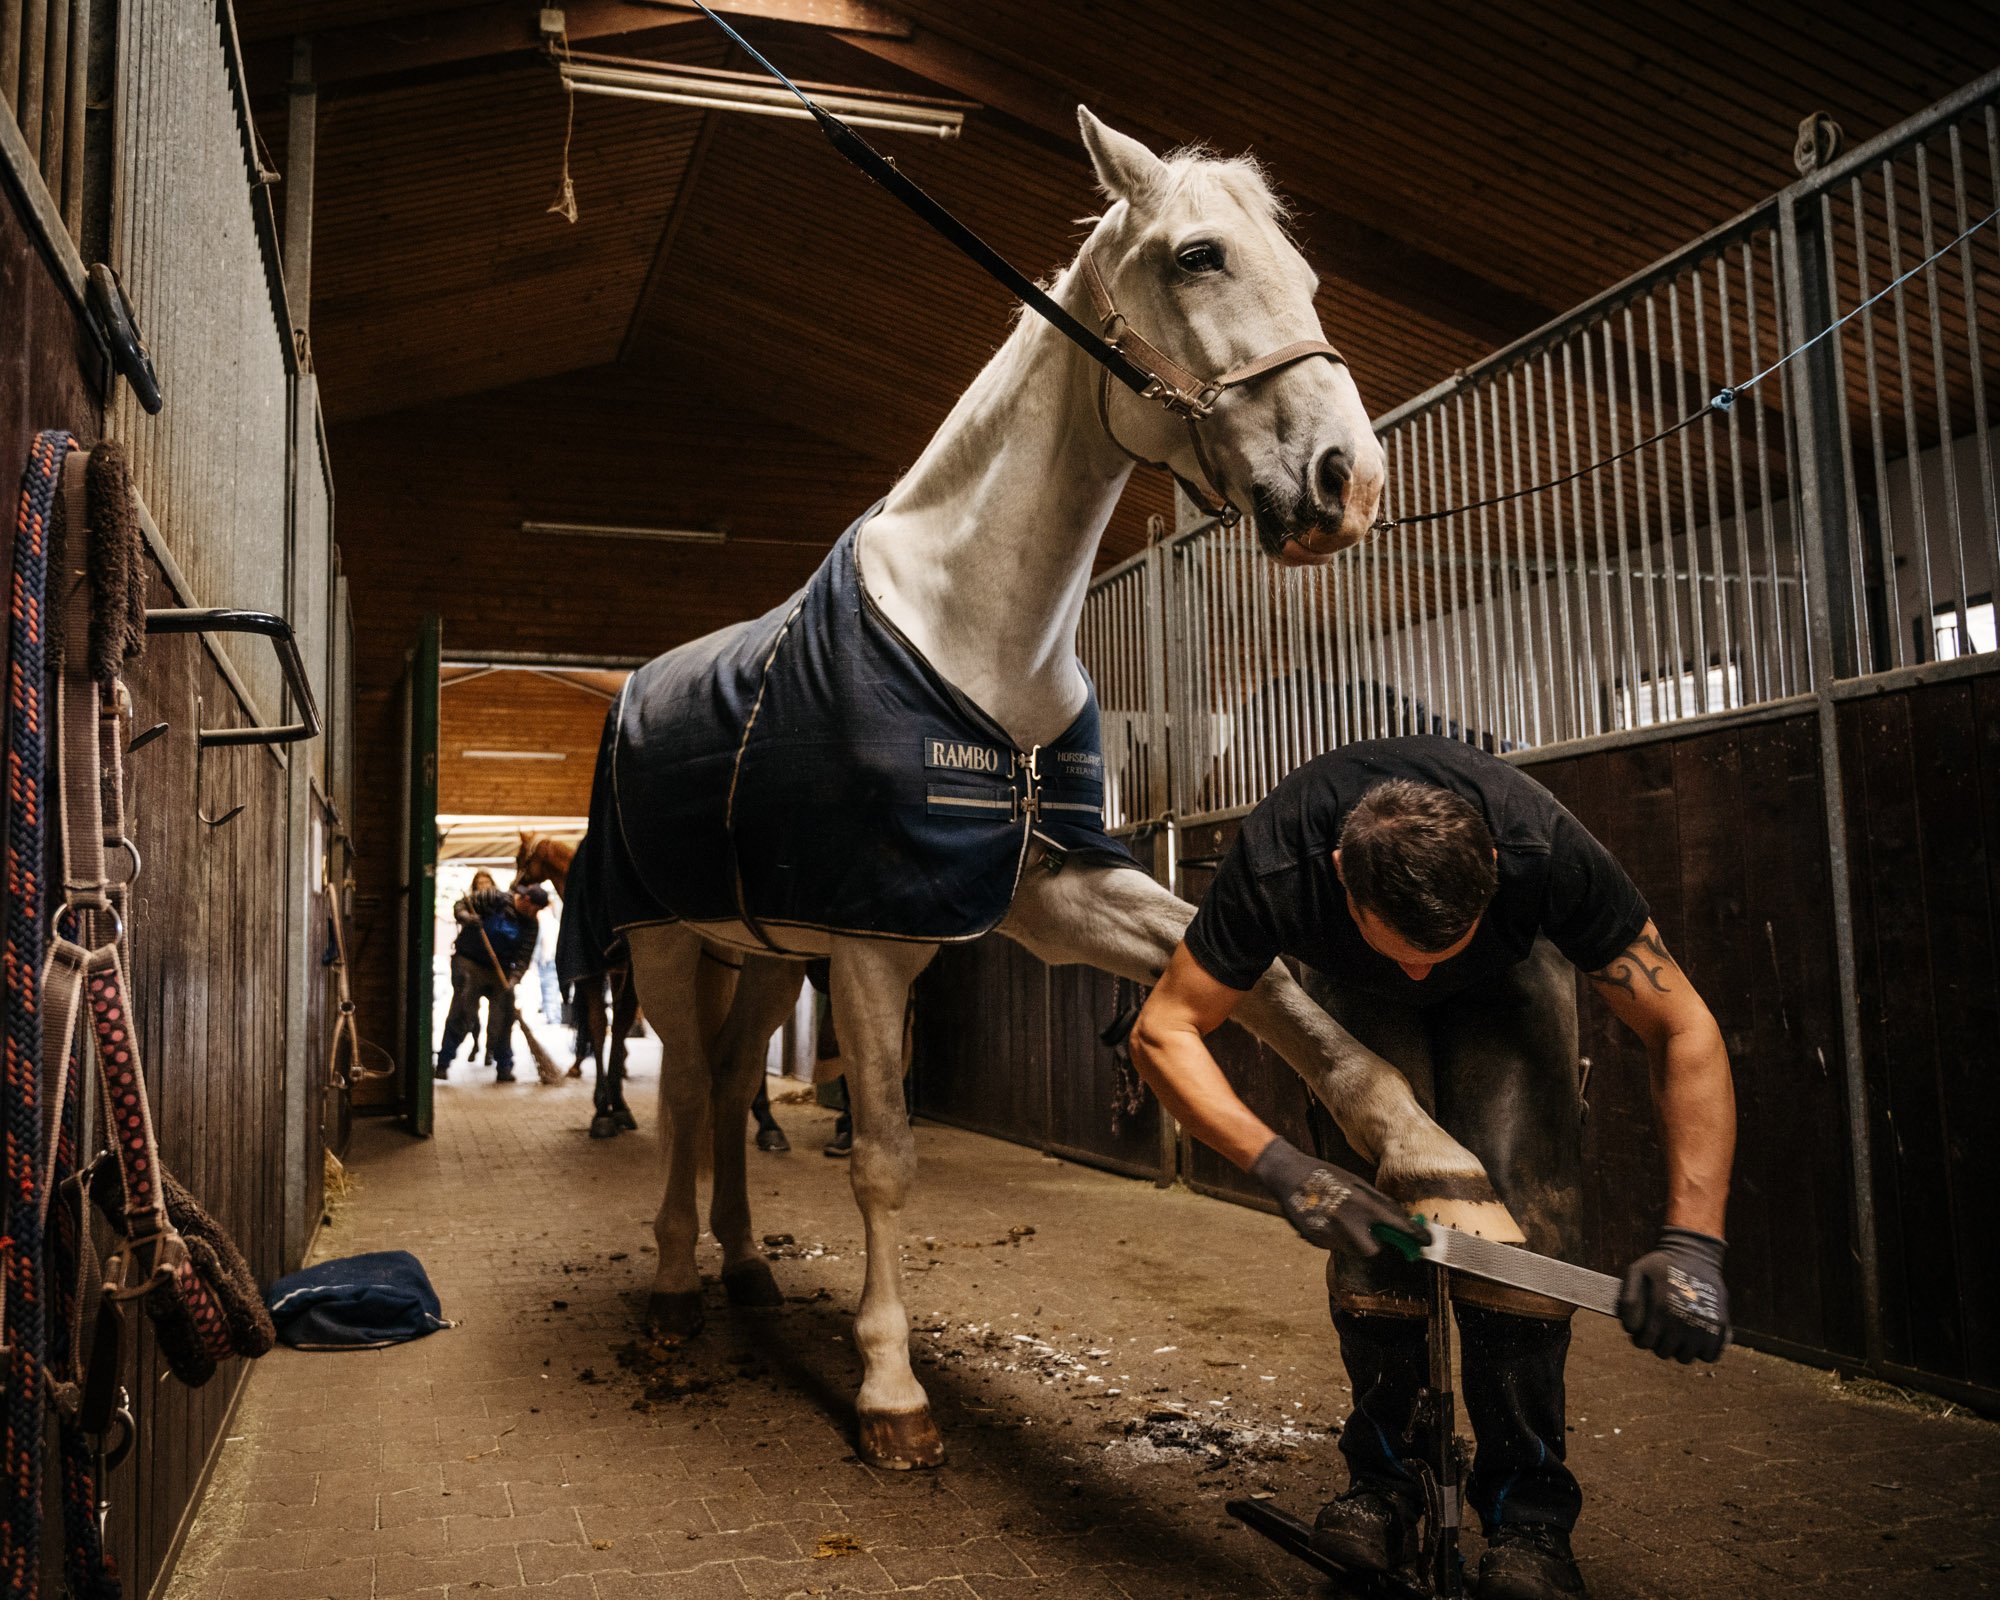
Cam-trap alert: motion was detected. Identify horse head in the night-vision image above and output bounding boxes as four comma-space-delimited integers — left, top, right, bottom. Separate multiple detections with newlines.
1075, 108, 1384, 565
515, 831, 571, 891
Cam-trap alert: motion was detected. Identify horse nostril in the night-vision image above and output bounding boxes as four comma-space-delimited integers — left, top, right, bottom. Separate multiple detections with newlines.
1315, 446, 1351, 508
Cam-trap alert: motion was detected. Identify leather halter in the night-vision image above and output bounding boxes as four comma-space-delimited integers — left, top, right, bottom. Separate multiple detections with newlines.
1077, 243, 1348, 525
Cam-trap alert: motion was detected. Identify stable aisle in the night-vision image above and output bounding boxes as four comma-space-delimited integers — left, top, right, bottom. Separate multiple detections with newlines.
169, 1047, 1999, 1599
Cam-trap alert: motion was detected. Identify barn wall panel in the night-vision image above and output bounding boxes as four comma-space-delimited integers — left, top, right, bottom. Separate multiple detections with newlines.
106, 0, 292, 714
6, 57, 323, 1596
1838, 675, 2000, 1392
438, 671, 610, 819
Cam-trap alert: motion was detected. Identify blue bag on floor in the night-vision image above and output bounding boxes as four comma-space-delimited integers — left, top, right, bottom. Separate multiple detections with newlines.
264, 1250, 451, 1349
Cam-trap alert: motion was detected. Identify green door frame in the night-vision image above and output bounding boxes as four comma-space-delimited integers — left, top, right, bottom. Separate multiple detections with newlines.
401, 615, 441, 1135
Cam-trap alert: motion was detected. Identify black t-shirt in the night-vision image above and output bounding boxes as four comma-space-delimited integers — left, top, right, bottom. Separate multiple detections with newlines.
1183, 738, 1649, 1006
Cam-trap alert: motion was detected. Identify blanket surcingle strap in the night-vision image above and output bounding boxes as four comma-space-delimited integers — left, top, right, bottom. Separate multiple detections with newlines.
560, 507, 1137, 973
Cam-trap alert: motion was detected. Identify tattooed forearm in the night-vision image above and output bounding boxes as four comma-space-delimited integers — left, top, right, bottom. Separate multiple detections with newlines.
1588, 929, 1677, 997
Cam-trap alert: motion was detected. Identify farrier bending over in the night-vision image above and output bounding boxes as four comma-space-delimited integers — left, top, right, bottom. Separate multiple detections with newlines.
1130, 737, 1736, 1600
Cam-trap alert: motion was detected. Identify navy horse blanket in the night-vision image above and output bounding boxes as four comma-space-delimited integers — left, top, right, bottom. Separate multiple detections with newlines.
559, 507, 1135, 974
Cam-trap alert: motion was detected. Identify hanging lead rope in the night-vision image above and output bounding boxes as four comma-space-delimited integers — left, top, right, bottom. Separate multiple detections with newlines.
3, 429, 67, 1600
1373, 200, 2000, 533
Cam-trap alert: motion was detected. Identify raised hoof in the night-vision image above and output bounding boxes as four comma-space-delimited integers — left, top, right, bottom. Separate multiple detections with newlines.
589, 1113, 623, 1140
614, 1105, 638, 1131
857, 1408, 946, 1471
755, 1124, 791, 1153
566, 1064, 583, 1079
722, 1259, 785, 1309
645, 1290, 705, 1340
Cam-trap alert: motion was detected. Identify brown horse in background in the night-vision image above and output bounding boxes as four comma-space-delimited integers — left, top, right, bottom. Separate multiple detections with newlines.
514, 834, 790, 1148
515, 834, 642, 1139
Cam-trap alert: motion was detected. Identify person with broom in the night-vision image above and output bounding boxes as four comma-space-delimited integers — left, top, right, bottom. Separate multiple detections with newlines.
437, 882, 549, 1083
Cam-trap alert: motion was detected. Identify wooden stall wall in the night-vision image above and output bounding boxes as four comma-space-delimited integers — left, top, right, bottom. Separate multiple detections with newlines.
1837, 672, 2000, 1403
1526, 716, 1864, 1364
2, 167, 296, 1600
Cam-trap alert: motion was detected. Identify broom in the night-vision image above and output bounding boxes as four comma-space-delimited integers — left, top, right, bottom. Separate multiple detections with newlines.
477, 926, 567, 1085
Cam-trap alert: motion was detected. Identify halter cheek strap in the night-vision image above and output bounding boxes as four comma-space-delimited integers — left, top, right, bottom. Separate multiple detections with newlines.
1077, 244, 1347, 525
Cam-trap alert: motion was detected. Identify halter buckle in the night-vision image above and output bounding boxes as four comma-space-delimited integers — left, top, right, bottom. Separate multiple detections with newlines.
104, 1220, 188, 1303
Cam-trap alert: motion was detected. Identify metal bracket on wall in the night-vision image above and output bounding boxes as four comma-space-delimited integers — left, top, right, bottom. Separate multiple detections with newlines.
142, 608, 323, 747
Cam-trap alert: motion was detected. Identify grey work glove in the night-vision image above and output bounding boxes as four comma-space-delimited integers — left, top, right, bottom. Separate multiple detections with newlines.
1620, 1226, 1730, 1363
1250, 1136, 1430, 1257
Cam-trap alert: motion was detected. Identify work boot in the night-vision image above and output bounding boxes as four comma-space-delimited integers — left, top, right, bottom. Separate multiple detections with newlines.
1310, 1485, 1415, 1574
1477, 1523, 1586, 1599
824, 1112, 853, 1158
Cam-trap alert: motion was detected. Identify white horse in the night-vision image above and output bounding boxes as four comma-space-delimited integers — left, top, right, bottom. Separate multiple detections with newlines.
623, 110, 1522, 1469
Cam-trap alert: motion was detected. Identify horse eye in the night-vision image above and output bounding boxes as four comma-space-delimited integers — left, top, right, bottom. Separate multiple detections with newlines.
1176, 242, 1225, 275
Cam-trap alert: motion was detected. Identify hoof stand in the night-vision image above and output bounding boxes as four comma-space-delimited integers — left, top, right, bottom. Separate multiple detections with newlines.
857, 1408, 946, 1471
644, 1290, 705, 1340
722, 1259, 785, 1308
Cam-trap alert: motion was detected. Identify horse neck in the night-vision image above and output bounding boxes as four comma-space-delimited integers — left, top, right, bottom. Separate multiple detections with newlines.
533, 842, 572, 897
860, 256, 1133, 749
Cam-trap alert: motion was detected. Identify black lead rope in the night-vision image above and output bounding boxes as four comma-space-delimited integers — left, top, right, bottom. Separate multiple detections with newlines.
684, 1, 1156, 398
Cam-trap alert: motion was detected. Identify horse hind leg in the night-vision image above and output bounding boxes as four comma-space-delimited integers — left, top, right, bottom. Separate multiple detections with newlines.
607, 970, 641, 1131
830, 935, 943, 1470
576, 977, 619, 1140
624, 923, 710, 1338
705, 955, 806, 1311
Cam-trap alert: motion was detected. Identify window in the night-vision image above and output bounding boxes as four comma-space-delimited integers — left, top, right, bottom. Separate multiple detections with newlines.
1619, 660, 1743, 730
1928, 596, 1996, 661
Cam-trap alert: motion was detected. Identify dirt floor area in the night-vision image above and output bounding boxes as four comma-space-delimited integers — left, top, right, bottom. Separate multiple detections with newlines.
169, 1042, 1999, 1600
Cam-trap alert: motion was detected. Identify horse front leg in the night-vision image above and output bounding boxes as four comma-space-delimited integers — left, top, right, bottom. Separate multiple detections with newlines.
624, 924, 711, 1336
704, 954, 805, 1310
1000, 858, 1524, 1241
829, 935, 942, 1469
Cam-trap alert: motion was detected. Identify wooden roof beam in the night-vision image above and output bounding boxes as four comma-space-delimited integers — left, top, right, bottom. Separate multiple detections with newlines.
837, 26, 1557, 349
250, 0, 907, 99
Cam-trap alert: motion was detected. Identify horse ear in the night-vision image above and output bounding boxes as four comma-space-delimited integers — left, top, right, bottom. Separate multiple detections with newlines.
518, 829, 533, 852
1078, 106, 1165, 204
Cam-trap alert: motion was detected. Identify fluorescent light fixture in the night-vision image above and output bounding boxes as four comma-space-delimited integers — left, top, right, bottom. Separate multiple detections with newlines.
521, 520, 727, 544
460, 749, 568, 761
558, 52, 968, 141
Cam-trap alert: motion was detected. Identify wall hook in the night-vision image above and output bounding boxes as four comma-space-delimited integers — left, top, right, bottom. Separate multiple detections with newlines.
128, 721, 168, 754
193, 699, 245, 829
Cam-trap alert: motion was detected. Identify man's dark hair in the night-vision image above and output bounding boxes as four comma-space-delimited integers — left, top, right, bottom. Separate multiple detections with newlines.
1336, 779, 1498, 952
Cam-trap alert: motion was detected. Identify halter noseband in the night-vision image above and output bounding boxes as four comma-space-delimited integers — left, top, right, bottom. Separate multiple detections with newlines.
1077, 243, 1347, 526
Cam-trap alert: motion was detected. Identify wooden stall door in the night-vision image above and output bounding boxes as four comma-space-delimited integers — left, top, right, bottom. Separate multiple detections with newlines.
398, 615, 440, 1135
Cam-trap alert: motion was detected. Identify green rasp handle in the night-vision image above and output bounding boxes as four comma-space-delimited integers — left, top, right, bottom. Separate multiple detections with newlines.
1371, 1214, 1428, 1263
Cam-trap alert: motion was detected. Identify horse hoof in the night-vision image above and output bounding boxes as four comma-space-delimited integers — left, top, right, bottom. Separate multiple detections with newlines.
614, 1106, 638, 1131
722, 1259, 784, 1309
755, 1125, 791, 1153
566, 1064, 582, 1079
1402, 1192, 1527, 1245
645, 1290, 705, 1339
589, 1115, 622, 1140
857, 1408, 946, 1471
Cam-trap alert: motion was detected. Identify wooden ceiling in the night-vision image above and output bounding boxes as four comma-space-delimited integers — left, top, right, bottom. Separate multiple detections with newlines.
238, 0, 2000, 652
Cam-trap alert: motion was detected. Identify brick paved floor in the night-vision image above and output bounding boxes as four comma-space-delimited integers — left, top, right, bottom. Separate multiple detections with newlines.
170, 1042, 1999, 1599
